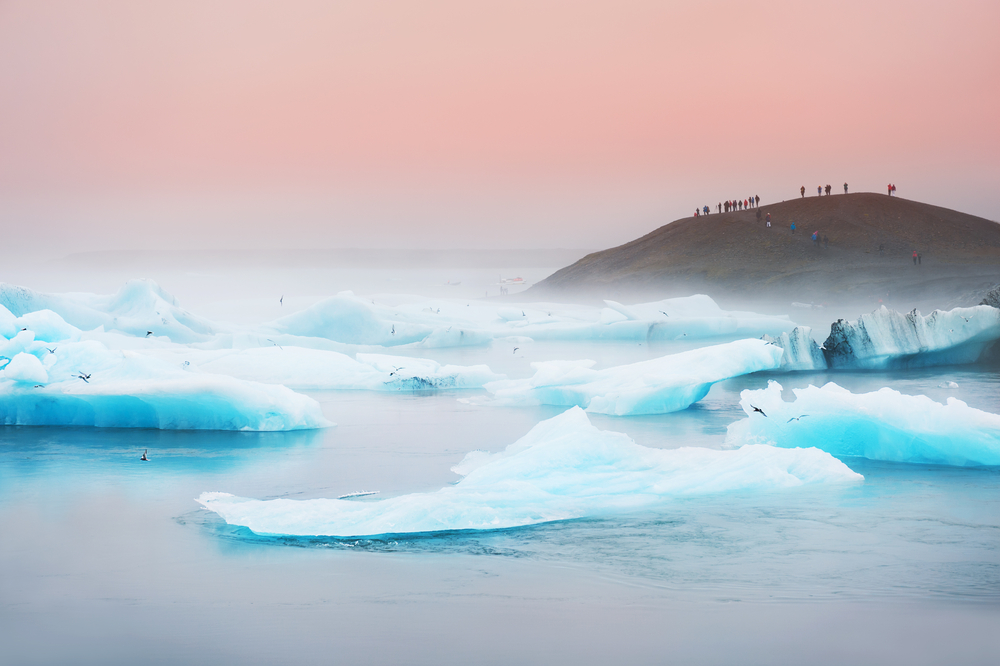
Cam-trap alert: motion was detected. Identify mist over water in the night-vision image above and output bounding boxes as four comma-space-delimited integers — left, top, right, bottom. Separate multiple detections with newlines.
1, 254, 998, 665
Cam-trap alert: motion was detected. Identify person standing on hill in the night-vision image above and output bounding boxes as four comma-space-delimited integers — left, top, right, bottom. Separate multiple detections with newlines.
888, 184, 893, 196
755, 195, 760, 207
800, 186, 806, 198
918, 252, 922, 264
791, 222, 796, 234
844, 183, 848, 194
766, 212, 771, 227
913, 250, 918, 264
718, 203, 722, 213
744, 199, 749, 210
824, 184, 831, 195
704, 205, 710, 216
817, 186, 822, 196
892, 184, 897, 195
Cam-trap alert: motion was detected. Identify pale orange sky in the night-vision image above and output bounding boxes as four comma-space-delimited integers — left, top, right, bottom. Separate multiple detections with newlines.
1, 0, 998, 254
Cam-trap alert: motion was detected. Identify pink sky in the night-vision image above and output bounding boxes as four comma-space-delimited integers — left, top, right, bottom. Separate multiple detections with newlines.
1, 0, 998, 253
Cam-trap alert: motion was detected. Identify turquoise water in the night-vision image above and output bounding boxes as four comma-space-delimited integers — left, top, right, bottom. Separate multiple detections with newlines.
2, 355, 998, 664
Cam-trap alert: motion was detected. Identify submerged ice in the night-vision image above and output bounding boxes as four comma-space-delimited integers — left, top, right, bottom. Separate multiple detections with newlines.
726, 381, 1000, 466
481, 339, 783, 415
197, 407, 862, 537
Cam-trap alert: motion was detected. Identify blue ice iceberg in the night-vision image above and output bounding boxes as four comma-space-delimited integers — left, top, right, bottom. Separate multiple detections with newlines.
480, 338, 783, 415
196, 407, 861, 537
0, 338, 331, 431
725, 381, 1000, 466
762, 326, 828, 371
823, 305, 1000, 369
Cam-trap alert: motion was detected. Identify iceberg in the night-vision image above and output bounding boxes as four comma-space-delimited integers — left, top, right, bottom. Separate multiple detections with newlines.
196, 407, 862, 537
822, 305, 1000, 370
0, 280, 215, 343
0, 339, 331, 431
762, 326, 828, 371
142, 347, 502, 391
726, 381, 1000, 466
481, 338, 783, 415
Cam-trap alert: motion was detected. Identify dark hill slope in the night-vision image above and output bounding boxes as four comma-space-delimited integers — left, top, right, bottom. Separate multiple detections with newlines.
531, 193, 1000, 305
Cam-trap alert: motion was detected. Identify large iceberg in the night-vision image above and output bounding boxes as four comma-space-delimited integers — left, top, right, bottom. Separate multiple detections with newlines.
0, 334, 330, 431
726, 381, 1000, 466
143, 347, 501, 391
0, 280, 216, 343
480, 338, 783, 415
822, 305, 1000, 370
196, 407, 862, 537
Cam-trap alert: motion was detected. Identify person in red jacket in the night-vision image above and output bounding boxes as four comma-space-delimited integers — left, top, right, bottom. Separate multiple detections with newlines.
913, 250, 918, 265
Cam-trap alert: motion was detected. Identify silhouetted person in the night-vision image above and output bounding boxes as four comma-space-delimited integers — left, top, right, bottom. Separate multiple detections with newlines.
755, 195, 760, 207
888, 184, 893, 196
800, 186, 805, 198
844, 182, 848, 194
913, 250, 918, 265
825, 184, 831, 195
718, 203, 722, 213
918, 253, 922, 265
817, 186, 822, 196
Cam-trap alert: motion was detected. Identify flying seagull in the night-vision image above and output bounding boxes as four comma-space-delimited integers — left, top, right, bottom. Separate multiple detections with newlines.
513, 347, 519, 354
266, 339, 283, 350
280, 295, 284, 306
388, 366, 403, 377
750, 405, 767, 417
145, 331, 153, 337
659, 311, 669, 317
786, 415, 809, 423
46, 347, 56, 354
391, 325, 395, 335
77, 372, 91, 383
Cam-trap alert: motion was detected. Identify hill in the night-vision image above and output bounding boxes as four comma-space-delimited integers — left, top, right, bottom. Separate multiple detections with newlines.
530, 193, 1000, 307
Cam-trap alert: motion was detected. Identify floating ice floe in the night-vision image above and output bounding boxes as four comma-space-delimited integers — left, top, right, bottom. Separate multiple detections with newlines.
478, 338, 783, 415
0, 280, 216, 343
726, 381, 1000, 466
823, 305, 1000, 370
196, 407, 862, 537
0, 337, 330, 431
142, 347, 502, 391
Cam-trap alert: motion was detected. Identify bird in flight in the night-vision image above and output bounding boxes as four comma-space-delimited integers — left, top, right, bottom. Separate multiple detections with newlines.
46, 347, 56, 354
786, 415, 809, 423
750, 405, 767, 417
513, 347, 519, 354
659, 311, 669, 317
280, 295, 284, 306
389, 366, 403, 377
77, 372, 91, 383
145, 331, 153, 337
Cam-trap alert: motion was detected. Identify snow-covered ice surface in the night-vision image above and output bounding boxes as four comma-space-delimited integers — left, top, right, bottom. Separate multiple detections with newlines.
479, 338, 783, 415
196, 407, 861, 537
823, 305, 1000, 369
726, 381, 1000, 466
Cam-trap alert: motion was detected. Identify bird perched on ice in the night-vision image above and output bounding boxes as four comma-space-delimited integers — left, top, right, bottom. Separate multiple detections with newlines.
750, 405, 767, 417
140, 449, 149, 461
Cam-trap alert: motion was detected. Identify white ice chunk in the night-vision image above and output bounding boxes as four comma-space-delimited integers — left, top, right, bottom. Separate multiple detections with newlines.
482, 338, 783, 415
726, 381, 1000, 466
0, 340, 331, 431
196, 407, 861, 537
2, 352, 48, 384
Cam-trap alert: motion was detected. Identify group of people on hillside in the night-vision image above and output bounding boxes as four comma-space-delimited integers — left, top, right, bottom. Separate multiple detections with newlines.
799, 183, 851, 197
695, 196, 760, 216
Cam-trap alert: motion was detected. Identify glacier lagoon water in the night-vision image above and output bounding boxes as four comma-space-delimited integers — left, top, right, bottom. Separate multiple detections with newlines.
3, 352, 999, 664
1, 259, 999, 665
